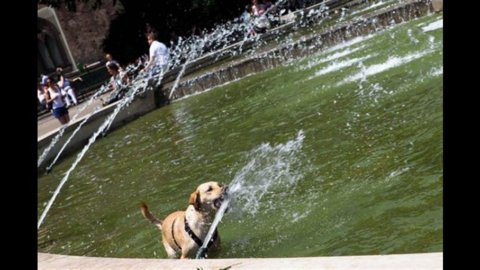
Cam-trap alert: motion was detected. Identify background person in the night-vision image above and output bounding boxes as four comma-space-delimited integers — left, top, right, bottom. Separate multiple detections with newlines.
37, 82, 49, 110
45, 76, 70, 125
105, 53, 121, 70
101, 63, 130, 106
56, 67, 78, 107
252, 0, 266, 17
142, 32, 170, 75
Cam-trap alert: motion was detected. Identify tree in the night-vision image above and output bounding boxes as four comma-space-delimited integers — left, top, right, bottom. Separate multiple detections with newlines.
103, 0, 249, 63
39, 0, 251, 63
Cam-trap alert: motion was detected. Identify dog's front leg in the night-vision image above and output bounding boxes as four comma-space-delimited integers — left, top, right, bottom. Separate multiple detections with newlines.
180, 245, 197, 259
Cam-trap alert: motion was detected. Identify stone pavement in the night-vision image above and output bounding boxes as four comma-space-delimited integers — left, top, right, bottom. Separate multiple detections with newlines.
37, 91, 113, 141
38, 252, 443, 270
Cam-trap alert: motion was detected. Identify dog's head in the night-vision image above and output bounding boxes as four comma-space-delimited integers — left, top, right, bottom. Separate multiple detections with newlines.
189, 181, 228, 212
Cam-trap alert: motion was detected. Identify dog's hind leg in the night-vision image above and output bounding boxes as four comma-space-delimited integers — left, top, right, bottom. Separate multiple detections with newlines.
163, 240, 180, 258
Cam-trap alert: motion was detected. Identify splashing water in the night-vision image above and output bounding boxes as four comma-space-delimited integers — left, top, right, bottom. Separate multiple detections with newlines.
39, 0, 335, 169
196, 197, 231, 259
169, 58, 193, 100
37, 85, 110, 168
38, 9, 285, 225
38, 76, 150, 229
196, 130, 305, 258
37, 6, 443, 257
38, 0, 407, 230
37, 62, 142, 168
45, 107, 101, 172
228, 130, 305, 215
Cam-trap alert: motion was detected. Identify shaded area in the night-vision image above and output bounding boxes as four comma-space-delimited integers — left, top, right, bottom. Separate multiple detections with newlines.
103, 0, 251, 64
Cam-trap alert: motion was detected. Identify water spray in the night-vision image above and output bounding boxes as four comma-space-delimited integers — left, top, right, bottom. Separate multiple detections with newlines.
196, 198, 231, 259
195, 130, 305, 258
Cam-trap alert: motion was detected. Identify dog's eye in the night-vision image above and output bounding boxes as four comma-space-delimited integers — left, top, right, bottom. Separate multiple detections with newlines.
207, 186, 213, 192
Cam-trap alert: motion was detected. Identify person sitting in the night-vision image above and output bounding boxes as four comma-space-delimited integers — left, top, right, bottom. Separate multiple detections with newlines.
251, 0, 271, 34
105, 53, 121, 70
240, 5, 257, 38
252, 0, 266, 17
101, 63, 130, 106
241, 5, 252, 23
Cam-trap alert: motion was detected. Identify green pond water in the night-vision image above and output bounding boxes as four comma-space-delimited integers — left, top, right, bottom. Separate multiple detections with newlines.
38, 13, 443, 258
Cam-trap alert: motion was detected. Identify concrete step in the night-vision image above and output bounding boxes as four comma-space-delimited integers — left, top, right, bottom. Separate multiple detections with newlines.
38, 252, 442, 270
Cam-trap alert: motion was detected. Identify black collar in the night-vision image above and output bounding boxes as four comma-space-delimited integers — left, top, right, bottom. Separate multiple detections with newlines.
184, 216, 218, 249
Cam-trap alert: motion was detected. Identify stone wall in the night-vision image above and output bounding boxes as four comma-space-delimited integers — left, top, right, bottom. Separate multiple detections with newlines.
49, 0, 120, 65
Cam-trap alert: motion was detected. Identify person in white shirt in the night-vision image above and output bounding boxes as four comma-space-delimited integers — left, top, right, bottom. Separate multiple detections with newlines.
38, 75, 51, 110
37, 84, 48, 110
56, 67, 78, 107
143, 32, 170, 75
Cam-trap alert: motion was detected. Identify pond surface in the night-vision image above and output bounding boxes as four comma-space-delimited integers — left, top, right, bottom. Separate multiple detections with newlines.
38, 13, 443, 258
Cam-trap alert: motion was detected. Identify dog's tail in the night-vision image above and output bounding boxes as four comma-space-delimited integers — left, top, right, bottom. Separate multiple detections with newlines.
140, 202, 163, 230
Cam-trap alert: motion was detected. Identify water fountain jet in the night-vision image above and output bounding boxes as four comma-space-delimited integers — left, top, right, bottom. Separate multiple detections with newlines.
38, 0, 442, 263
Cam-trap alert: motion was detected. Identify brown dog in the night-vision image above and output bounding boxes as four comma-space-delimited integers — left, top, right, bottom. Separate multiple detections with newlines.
140, 181, 227, 259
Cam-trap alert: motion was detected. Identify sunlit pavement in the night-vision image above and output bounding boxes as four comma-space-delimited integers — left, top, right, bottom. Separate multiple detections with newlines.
38, 252, 442, 270
37, 91, 114, 140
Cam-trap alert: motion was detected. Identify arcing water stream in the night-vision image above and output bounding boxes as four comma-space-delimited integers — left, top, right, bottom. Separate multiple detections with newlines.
38, 1, 442, 259
197, 130, 305, 258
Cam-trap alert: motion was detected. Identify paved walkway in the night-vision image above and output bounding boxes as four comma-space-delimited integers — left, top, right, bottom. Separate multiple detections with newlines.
37, 91, 113, 140
38, 252, 442, 270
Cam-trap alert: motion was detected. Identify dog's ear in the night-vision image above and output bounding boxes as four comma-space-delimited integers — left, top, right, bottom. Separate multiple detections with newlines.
189, 190, 201, 210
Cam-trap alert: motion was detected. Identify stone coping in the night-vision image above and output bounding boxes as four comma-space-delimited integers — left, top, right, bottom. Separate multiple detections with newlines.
38, 252, 442, 270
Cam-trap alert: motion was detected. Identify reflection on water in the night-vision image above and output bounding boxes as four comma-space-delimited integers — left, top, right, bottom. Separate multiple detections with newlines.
38, 13, 443, 258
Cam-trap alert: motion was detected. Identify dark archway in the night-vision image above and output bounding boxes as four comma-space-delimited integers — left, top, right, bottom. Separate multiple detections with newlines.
38, 18, 71, 76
